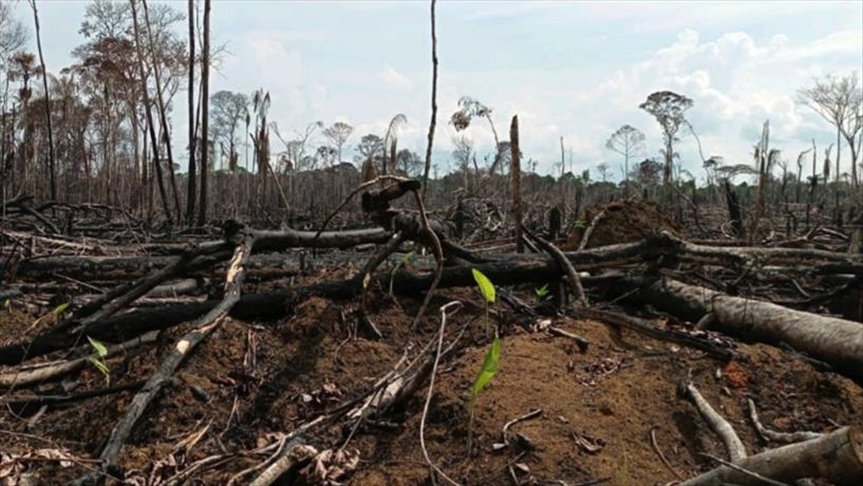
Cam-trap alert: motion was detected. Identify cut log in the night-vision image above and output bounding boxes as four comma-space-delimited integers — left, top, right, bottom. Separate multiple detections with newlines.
644, 279, 863, 382
680, 426, 863, 486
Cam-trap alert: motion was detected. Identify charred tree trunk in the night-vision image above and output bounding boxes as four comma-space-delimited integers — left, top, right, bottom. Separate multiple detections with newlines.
724, 179, 743, 238
197, 0, 211, 226
185, 0, 196, 225
511, 115, 523, 253
129, 0, 172, 225
421, 0, 438, 197
141, 0, 181, 223
29, 0, 56, 204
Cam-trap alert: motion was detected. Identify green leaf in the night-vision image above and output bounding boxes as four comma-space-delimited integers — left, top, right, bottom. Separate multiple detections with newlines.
87, 336, 109, 357
472, 337, 501, 396
535, 284, 549, 298
399, 251, 415, 267
87, 356, 111, 384
471, 269, 496, 304
52, 302, 69, 315
573, 220, 586, 230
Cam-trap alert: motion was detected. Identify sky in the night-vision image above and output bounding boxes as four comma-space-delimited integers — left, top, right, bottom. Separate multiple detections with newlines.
9, 0, 863, 182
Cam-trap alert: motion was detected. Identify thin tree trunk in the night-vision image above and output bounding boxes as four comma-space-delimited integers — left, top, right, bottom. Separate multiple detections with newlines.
197, 0, 211, 226
421, 0, 438, 197
141, 0, 181, 222
185, 0, 196, 224
511, 115, 523, 253
29, 0, 56, 203
130, 0, 172, 224
835, 127, 841, 183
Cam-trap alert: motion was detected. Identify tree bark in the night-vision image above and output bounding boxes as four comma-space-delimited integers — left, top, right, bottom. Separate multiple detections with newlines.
421, 0, 438, 197
29, 0, 56, 204
185, 0, 197, 224
129, 0, 172, 224
680, 426, 863, 486
141, 0, 181, 223
197, 0, 211, 226
511, 115, 523, 253
644, 279, 863, 381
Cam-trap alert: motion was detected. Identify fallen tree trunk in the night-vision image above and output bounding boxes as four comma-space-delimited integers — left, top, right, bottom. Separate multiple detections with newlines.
644, 279, 863, 382
0, 262, 631, 366
680, 426, 863, 486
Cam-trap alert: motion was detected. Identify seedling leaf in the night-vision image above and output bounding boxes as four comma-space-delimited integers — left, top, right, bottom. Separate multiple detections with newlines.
535, 284, 549, 299
472, 269, 496, 304
472, 337, 501, 396
88, 357, 110, 376
87, 336, 109, 357
52, 302, 69, 315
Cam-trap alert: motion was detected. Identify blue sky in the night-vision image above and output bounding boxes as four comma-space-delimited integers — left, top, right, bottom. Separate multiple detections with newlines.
11, 0, 863, 181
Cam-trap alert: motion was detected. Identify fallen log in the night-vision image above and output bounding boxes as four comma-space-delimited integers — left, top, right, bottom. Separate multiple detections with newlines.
0, 262, 631, 366
680, 426, 863, 486
12, 226, 392, 281
71, 224, 257, 485
643, 279, 863, 382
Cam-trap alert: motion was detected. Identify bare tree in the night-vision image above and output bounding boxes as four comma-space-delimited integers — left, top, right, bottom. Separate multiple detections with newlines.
639, 91, 693, 185
185, 0, 195, 224
322, 121, 353, 165
511, 115, 523, 253
596, 162, 611, 183
451, 96, 502, 174
606, 124, 646, 195
0, 1, 27, 198
0, 1, 27, 65
28, 0, 56, 203
356, 133, 383, 167
381, 113, 407, 175
422, 0, 438, 195
140, 0, 181, 222
272, 120, 322, 171
197, 0, 210, 226
797, 72, 863, 187
130, 0, 172, 223
210, 90, 248, 171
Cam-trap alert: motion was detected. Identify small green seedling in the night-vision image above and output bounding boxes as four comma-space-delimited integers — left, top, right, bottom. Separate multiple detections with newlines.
468, 336, 501, 454
573, 220, 587, 230
389, 251, 415, 296
471, 268, 495, 336
468, 269, 502, 454
87, 336, 111, 386
52, 302, 69, 315
535, 283, 549, 302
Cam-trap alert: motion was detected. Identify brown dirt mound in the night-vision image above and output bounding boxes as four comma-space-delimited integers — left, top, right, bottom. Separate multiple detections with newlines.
564, 200, 681, 250
1, 287, 860, 485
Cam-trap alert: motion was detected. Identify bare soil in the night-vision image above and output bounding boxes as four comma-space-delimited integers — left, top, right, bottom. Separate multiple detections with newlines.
1, 280, 860, 485
564, 200, 682, 250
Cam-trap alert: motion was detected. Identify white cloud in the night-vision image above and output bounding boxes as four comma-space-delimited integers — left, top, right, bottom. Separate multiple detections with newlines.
378, 66, 413, 91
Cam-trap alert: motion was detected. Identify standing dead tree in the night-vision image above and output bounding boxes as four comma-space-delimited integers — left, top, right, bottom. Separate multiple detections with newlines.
640, 91, 693, 187
140, 0, 181, 223
197, 0, 211, 226
797, 72, 863, 188
185, 0, 196, 224
322, 121, 354, 166
606, 124, 646, 197
511, 115, 522, 253
421, 0, 438, 196
27, 0, 56, 205
129, 0, 172, 224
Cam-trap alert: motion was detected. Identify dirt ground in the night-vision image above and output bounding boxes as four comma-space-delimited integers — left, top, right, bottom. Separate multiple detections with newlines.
564, 200, 681, 250
1, 280, 861, 485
